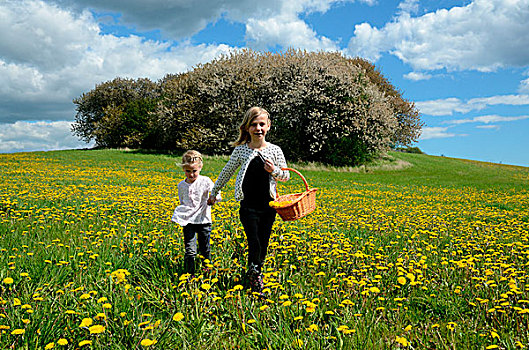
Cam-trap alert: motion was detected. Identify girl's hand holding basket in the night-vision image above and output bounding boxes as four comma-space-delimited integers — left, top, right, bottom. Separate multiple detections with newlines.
269, 168, 318, 221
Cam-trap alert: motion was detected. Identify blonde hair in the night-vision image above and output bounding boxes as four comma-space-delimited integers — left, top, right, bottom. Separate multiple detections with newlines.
231, 107, 271, 146
180, 150, 203, 167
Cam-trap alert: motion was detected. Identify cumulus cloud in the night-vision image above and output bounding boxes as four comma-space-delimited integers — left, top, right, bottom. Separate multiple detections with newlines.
0, 0, 235, 123
50, 0, 373, 41
416, 94, 529, 116
0, 121, 93, 152
419, 126, 458, 140
245, 15, 338, 51
347, 0, 529, 72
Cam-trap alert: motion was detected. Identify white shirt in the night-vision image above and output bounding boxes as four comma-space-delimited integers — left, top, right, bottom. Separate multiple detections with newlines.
171, 175, 220, 226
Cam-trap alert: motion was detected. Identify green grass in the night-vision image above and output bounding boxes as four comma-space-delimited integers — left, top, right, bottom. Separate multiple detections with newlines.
1, 149, 528, 349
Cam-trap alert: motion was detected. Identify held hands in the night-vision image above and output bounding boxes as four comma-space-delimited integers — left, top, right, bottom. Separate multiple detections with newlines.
207, 195, 217, 206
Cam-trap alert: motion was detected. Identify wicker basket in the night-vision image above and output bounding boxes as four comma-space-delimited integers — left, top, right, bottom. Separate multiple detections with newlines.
271, 167, 318, 221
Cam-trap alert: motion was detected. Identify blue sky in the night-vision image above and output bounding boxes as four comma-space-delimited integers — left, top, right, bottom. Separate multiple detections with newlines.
1, 0, 528, 166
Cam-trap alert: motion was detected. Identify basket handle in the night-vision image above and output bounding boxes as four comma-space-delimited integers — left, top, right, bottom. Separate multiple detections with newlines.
281, 167, 310, 192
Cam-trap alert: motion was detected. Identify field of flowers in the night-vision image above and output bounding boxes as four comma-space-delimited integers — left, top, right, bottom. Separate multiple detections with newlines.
1, 149, 529, 349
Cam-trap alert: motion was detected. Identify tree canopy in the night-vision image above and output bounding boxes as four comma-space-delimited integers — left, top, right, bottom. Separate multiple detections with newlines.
72, 49, 423, 166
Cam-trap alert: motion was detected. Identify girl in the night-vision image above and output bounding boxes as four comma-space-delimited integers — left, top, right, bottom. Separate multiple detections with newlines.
208, 107, 289, 294
172, 150, 220, 275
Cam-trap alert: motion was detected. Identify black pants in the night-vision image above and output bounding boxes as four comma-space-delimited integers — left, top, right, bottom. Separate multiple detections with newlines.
239, 206, 276, 271
183, 223, 211, 274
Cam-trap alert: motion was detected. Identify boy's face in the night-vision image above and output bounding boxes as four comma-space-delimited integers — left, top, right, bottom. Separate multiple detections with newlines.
183, 163, 202, 183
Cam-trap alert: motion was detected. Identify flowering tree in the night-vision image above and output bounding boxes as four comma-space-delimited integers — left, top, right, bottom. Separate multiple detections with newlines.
72, 50, 422, 166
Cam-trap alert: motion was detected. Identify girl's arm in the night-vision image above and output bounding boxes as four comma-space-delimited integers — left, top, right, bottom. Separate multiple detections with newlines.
210, 147, 242, 198
270, 146, 290, 182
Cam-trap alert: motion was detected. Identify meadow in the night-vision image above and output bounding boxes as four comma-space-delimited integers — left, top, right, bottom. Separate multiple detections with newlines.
1, 149, 528, 349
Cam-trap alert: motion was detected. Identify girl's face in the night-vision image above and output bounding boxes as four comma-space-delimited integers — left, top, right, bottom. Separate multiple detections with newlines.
247, 114, 270, 142
183, 163, 202, 183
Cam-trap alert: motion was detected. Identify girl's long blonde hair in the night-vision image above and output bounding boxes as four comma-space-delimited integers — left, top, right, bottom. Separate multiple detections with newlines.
231, 107, 271, 146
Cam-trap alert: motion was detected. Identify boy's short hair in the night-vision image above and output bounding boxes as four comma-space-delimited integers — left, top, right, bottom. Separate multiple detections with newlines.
181, 150, 203, 167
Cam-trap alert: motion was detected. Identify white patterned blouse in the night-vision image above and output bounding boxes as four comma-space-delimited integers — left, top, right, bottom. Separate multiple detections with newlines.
211, 143, 290, 201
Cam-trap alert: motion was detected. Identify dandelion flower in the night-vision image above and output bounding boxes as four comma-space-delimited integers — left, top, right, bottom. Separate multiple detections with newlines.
11, 329, 25, 335
57, 338, 68, 346
397, 277, 407, 285
307, 324, 319, 332
2, 277, 13, 285
173, 312, 184, 322
79, 340, 92, 347
79, 318, 93, 328
44, 343, 54, 349
141, 339, 157, 347
88, 325, 105, 334
396, 336, 408, 346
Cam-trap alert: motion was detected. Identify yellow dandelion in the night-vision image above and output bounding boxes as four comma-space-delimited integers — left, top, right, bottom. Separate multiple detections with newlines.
397, 276, 407, 285
11, 328, 25, 335
79, 318, 93, 328
307, 324, 319, 332
396, 336, 409, 347
44, 343, 55, 349
173, 312, 184, 322
3, 277, 14, 285
79, 340, 92, 347
141, 339, 157, 347
57, 338, 68, 346
88, 325, 105, 334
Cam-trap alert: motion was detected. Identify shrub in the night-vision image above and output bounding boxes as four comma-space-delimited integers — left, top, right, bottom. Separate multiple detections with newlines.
72, 50, 422, 166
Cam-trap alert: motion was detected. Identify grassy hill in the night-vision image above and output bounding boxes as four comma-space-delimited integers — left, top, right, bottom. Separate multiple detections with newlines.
0, 149, 528, 349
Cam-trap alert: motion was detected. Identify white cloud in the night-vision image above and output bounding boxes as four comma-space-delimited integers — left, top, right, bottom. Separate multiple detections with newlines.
347, 0, 529, 71
404, 71, 432, 81
0, 121, 93, 153
519, 77, 529, 93
0, 0, 235, 123
416, 98, 465, 116
397, 0, 420, 15
416, 94, 529, 116
476, 124, 500, 129
245, 15, 338, 51
447, 114, 529, 125
51, 0, 374, 41
419, 126, 457, 140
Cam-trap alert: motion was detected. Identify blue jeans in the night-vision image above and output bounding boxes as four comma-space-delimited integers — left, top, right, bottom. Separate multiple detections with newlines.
183, 223, 211, 274
239, 206, 276, 272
